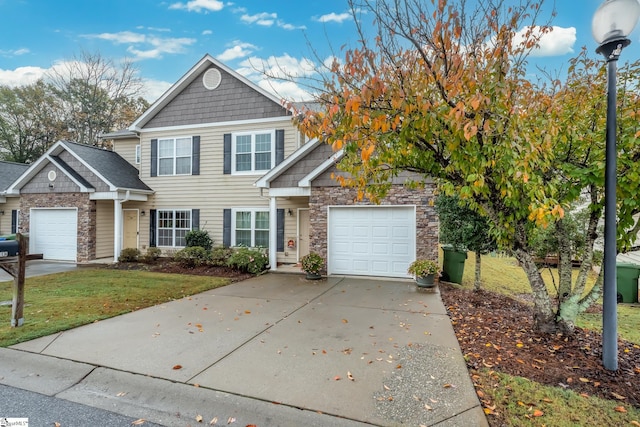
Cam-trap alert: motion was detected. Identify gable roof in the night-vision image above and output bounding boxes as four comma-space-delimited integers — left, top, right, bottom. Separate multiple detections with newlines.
0, 161, 29, 194
130, 54, 288, 131
8, 141, 153, 194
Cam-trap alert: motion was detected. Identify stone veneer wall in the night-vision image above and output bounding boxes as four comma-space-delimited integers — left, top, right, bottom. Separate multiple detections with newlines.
20, 193, 97, 262
309, 184, 439, 273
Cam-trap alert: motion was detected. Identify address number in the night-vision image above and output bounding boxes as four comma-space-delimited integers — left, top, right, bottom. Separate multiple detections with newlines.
0, 251, 8, 257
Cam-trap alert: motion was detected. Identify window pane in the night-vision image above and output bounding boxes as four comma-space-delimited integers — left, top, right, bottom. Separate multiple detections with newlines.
236, 153, 251, 171
158, 158, 173, 175
158, 140, 174, 157
158, 211, 173, 228
255, 152, 271, 170
175, 210, 191, 229
236, 211, 251, 229
236, 135, 251, 153
175, 229, 188, 247
255, 211, 269, 229
255, 230, 269, 248
176, 157, 191, 174
236, 230, 251, 246
158, 230, 173, 246
175, 138, 191, 156
255, 133, 271, 152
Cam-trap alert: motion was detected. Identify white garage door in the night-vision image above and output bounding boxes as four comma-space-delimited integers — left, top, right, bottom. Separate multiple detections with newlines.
328, 206, 415, 278
30, 209, 78, 261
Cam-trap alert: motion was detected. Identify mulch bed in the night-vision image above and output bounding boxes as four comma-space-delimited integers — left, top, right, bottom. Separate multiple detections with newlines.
105, 260, 254, 282
439, 283, 640, 412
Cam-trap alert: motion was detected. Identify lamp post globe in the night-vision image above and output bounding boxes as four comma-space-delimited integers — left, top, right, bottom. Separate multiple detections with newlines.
592, 0, 640, 371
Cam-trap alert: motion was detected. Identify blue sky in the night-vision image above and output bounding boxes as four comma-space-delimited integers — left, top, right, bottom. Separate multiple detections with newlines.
1, 0, 639, 103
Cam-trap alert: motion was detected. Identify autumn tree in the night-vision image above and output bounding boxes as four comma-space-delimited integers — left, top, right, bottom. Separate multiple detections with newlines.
294, 0, 640, 333
0, 80, 65, 163
47, 51, 146, 146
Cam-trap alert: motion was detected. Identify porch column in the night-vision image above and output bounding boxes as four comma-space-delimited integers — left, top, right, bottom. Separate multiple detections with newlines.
113, 200, 123, 262
269, 196, 278, 271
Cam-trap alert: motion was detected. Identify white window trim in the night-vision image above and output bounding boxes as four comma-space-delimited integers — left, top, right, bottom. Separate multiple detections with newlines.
231, 130, 276, 175
231, 207, 270, 247
157, 209, 192, 248
135, 144, 141, 164
157, 136, 192, 176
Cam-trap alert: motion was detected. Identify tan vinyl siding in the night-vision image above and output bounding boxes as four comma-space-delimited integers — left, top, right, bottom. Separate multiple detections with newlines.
140, 118, 297, 249
113, 138, 141, 171
95, 200, 115, 258
0, 198, 20, 236
276, 198, 308, 265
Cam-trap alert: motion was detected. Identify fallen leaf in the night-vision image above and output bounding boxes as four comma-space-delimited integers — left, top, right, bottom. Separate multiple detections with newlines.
579, 377, 590, 383
172, 364, 182, 370
227, 416, 236, 424
131, 420, 146, 426
347, 371, 355, 381
334, 375, 341, 381
424, 404, 433, 410
54, 423, 61, 427
196, 414, 204, 422
245, 310, 251, 314
195, 323, 203, 328
532, 410, 544, 417
615, 406, 627, 413
383, 384, 391, 391
612, 392, 627, 400
116, 391, 128, 397
483, 408, 494, 415
629, 421, 640, 426
342, 319, 348, 323
541, 398, 553, 403
209, 417, 218, 425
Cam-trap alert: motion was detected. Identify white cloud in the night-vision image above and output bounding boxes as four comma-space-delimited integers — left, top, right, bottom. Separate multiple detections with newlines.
241, 12, 277, 27
239, 54, 318, 80
202, 29, 213, 35
257, 79, 313, 103
316, 12, 351, 24
0, 48, 31, 57
216, 42, 257, 61
514, 26, 576, 57
0, 65, 47, 86
141, 78, 173, 103
83, 31, 196, 60
278, 21, 306, 31
169, 0, 224, 13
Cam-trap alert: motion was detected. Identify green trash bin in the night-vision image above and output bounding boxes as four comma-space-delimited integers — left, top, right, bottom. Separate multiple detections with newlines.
616, 263, 640, 303
442, 246, 467, 285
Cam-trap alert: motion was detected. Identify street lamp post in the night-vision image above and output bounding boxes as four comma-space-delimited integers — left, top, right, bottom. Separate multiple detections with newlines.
592, 0, 640, 371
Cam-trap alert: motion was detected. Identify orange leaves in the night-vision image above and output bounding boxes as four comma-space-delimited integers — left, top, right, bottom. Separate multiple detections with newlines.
361, 144, 375, 162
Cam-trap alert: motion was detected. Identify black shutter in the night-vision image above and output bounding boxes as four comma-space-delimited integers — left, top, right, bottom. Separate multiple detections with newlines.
275, 129, 285, 166
277, 208, 285, 252
192, 136, 200, 176
192, 209, 200, 230
11, 210, 17, 234
223, 134, 231, 174
223, 209, 231, 247
149, 209, 157, 247
150, 139, 158, 177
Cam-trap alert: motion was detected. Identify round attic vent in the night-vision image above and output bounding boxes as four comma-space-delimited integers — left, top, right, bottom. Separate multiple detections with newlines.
47, 170, 57, 181
203, 68, 222, 90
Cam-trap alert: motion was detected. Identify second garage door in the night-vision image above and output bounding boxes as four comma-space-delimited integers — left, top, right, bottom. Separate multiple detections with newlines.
30, 208, 78, 261
328, 206, 415, 278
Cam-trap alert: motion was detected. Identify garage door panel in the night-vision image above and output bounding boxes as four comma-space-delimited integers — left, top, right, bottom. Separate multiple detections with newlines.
328, 207, 415, 278
30, 209, 77, 261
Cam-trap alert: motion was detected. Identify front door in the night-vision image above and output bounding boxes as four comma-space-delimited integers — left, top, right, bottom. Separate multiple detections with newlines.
298, 208, 310, 261
123, 209, 139, 250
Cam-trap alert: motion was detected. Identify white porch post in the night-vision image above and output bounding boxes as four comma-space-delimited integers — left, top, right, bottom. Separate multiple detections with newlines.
269, 196, 278, 271
113, 200, 123, 262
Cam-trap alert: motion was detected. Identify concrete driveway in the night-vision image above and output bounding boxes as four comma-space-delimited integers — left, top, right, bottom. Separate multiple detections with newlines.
0, 259, 77, 282
2, 274, 487, 426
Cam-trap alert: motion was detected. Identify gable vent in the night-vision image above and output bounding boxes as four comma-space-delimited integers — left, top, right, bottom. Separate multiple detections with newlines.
203, 68, 222, 90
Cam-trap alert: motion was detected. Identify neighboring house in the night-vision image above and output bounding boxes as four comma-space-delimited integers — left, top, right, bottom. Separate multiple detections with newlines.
0, 161, 29, 237
0, 54, 438, 279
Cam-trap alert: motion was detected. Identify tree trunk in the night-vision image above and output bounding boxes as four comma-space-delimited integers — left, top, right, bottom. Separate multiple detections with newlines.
474, 251, 482, 291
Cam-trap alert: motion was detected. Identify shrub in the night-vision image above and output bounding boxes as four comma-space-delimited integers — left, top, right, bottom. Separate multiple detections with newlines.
140, 247, 162, 264
300, 252, 324, 275
185, 229, 213, 251
174, 246, 211, 268
407, 259, 439, 277
118, 248, 140, 263
227, 247, 269, 274
210, 246, 234, 267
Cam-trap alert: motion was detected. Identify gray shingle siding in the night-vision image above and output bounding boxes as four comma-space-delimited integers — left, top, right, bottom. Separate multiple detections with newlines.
143, 66, 291, 129
270, 143, 335, 188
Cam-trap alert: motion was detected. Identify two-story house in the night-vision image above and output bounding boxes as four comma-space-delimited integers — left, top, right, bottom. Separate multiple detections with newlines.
2, 54, 438, 279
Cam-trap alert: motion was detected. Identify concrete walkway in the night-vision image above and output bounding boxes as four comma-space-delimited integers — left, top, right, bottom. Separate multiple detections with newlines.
1, 274, 488, 426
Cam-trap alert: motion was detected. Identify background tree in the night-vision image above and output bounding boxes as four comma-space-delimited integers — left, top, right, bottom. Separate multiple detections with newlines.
436, 194, 497, 290
294, 0, 640, 333
47, 51, 146, 146
0, 81, 65, 163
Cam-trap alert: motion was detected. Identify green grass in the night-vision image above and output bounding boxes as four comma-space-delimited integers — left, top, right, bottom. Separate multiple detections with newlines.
0, 268, 229, 347
454, 252, 640, 345
477, 369, 640, 426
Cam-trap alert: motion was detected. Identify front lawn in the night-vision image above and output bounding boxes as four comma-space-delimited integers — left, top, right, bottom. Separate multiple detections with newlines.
0, 268, 229, 347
